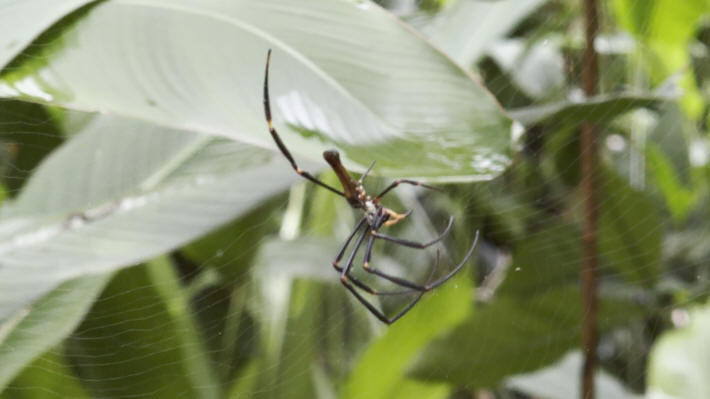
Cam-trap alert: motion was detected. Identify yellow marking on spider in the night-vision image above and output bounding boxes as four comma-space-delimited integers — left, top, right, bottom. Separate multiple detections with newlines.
384, 209, 410, 227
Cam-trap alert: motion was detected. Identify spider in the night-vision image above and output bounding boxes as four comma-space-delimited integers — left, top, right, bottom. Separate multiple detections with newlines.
262, 49, 479, 324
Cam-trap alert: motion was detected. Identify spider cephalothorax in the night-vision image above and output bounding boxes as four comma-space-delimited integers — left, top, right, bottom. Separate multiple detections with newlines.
263, 49, 479, 324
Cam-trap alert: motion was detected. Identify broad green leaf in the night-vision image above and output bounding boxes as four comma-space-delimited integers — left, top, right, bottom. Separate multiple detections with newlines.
0, 0, 513, 181
407, 286, 638, 387
648, 302, 710, 399
0, 349, 91, 399
508, 93, 663, 129
0, 274, 110, 391
507, 350, 640, 399
611, 0, 710, 115
0, 0, 96, 70
343, 273, 471, 399
612, 0, 710, 74
408, 222, 643, 387
413, 0, 547, 66
500, 223, 581, 297
0, 114, 297, 322
599, 170, 662, 287
408, 288, 582, 387
65, 266, 202, 398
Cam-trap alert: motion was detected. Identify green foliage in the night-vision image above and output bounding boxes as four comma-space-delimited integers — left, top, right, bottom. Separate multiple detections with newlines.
599, 169, 662, 286
0, 0, 708, 398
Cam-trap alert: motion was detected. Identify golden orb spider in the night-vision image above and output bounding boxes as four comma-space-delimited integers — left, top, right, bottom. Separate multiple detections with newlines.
263, 50, 479, 324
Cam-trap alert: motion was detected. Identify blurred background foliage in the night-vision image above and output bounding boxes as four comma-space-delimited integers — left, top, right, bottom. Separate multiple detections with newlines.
0, 0, 709, 398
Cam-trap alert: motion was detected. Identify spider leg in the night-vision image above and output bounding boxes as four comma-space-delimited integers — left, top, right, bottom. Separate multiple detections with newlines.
333, 218, 413, 296
420, 230, 479, 290
346, 246, 442, 325
358, 160, 376, 184
375, 179, 441, 200
362, 231, 427, 291
339, 228, 395, 323
263, 50, 345, 197
364, 227, 480, 292
380, 252, 442, 324
372, 216, 454, 249
340, 226, 433, 324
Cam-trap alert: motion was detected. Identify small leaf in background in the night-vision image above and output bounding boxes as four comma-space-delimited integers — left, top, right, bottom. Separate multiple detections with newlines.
599, 170, 662, 287
508, 93, 664, 130
648, 302, 710, 399
646, 143, 697, 223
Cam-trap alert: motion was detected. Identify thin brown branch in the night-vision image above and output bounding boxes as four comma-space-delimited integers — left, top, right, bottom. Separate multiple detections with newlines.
581, 0, 600, 398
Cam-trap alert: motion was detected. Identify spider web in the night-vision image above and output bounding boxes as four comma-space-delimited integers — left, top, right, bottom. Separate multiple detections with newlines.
0, 0, 709, 399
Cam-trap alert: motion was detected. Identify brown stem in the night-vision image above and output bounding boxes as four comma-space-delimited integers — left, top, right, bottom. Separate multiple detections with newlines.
581, 0, 600, 398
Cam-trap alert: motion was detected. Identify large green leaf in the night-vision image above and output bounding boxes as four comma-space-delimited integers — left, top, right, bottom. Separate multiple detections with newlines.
0, 0, 513, 181
648, 302, 710, 398
0, 0, 96, 70
0, 114, 297, 322
407, 223, 642, 387
599, 170, 662, 287
0, 274, 110, 390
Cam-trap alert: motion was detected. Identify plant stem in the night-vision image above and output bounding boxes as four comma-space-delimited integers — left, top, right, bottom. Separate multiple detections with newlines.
581, 0, 600, 397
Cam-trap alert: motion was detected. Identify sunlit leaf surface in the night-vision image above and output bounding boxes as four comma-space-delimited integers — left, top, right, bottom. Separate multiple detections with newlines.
0, 0, 513, 181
